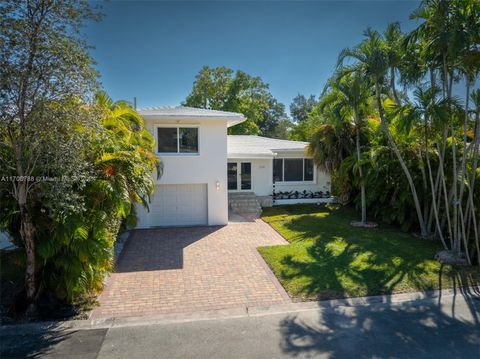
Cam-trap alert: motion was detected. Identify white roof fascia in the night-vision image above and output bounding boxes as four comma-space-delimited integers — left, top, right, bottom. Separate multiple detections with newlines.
141, 115, 244, 127
272, 148, 307, 152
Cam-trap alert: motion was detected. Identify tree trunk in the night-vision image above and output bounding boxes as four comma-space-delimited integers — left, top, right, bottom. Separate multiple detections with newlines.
435, 138, 453, 248
425, 123, 447, 249
355, 124, 367, 223
456, 78, 471, 262
390, 67, 400, 105
17, 182, 37, 317
450, 125, 460, 253
458, 78, 470, 211
465, 106, 480, 264
375, 82, 428, 236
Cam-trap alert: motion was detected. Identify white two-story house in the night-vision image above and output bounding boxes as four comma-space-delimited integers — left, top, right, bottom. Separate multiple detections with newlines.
135, 107, 331, 228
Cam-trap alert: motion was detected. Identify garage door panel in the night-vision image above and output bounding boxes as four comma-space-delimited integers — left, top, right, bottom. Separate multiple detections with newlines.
149, 184, 208, 227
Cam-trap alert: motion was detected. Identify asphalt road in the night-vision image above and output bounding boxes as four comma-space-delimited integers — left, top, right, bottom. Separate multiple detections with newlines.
2, 290, 479, 359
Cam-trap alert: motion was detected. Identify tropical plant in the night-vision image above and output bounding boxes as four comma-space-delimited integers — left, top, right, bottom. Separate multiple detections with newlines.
311, 0, 480, 265
36, 93, 159, 301
319, 69, 373, 223
338, 27, 430, 237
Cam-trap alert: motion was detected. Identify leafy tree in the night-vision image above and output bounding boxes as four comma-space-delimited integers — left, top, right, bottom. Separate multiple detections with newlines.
184, 66, 288, 137
290, 94, 318, 123
0, 0, 160, 315
0, 0, 101, 315
269, 118, 293, 140
288, 116, 321, 142
36, 93, 158, 301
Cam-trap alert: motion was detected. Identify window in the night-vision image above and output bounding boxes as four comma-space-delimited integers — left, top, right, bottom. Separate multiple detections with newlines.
157, 127, 198, 154
179, 127, 198, 153
157, 128, 177, 153
273, 158, 314, 182
273, 159, 283, 182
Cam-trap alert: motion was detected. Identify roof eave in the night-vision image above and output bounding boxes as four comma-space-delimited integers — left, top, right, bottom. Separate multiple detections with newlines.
227, 118, 246, 127
141, 114, 246, 125
272, 147, 308, 152
227, 153, 274, 159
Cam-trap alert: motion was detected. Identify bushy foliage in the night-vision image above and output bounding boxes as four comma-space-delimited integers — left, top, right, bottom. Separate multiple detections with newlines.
0, 94, 159, 302
37, 94, 158, 301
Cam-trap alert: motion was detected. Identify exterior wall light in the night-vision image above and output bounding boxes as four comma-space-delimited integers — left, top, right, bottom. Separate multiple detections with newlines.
216, 180, 220, 190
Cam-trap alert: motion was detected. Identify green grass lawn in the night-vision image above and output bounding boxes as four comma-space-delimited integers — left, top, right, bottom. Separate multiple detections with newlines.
258, 204, 480, 301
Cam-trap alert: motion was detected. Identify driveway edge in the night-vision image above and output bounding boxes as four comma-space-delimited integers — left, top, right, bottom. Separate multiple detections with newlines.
2, 286, 478, 334
252, 249, 291, 302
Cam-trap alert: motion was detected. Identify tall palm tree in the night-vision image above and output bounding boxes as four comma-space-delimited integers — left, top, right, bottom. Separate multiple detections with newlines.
395, 86, 451, 249
338, 28, 429, 237
320, 70, 373, 224
408, 0, 479, 261
383, 22, 404, 105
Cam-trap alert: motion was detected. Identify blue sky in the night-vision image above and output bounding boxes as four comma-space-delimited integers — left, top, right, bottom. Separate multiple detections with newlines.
86, 1, 420, 112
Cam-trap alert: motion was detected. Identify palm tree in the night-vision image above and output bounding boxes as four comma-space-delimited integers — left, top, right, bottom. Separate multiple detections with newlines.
308, 107, 355, 175
408, 0, 479, 262
320, 69, 373, 224
395, 86, 452, 249
94, 92, 160, 213
383, 22, 404, 105
338, 28, 429, 237
465, 89, 480, 264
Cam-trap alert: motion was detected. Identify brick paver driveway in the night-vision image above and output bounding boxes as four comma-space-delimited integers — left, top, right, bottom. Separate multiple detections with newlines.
91, 219, 290, 319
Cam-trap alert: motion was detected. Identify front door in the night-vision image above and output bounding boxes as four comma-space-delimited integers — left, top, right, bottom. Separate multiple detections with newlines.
227, 162, 252, 191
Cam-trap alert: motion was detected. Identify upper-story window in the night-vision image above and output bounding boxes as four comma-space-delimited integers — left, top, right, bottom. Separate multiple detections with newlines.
273, 158, 314, 182
157, 127, 198, 154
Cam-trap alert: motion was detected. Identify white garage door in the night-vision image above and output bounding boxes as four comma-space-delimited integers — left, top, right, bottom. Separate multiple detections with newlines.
149, 184, 208, 227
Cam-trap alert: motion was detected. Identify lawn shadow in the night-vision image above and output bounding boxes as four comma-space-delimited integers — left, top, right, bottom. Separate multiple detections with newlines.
273, 207, 478, 300
267, 205, 480, 357
278, 285, 480, 359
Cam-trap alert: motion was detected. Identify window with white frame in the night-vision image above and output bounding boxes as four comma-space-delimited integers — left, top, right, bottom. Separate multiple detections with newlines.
157, 127, 198, 154
273, 158, 314, 182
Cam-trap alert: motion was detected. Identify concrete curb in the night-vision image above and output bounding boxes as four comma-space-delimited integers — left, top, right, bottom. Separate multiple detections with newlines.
2, 286, 478, 334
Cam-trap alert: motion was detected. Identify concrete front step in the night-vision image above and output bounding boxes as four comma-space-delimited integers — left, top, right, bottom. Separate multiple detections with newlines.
228, 192, 262, 215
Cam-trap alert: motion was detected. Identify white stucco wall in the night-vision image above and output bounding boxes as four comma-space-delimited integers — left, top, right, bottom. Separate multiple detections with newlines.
136, 118, 228, 227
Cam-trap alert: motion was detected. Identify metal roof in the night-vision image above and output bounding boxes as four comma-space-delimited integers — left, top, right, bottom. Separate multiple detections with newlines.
138, 106, 245, 127
227, 135, 308, 158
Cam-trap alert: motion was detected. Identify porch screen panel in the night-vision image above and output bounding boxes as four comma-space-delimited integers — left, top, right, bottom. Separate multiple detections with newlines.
273, 158, 283, 182
304, 159, 314, 181
284, 159, 303, 181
